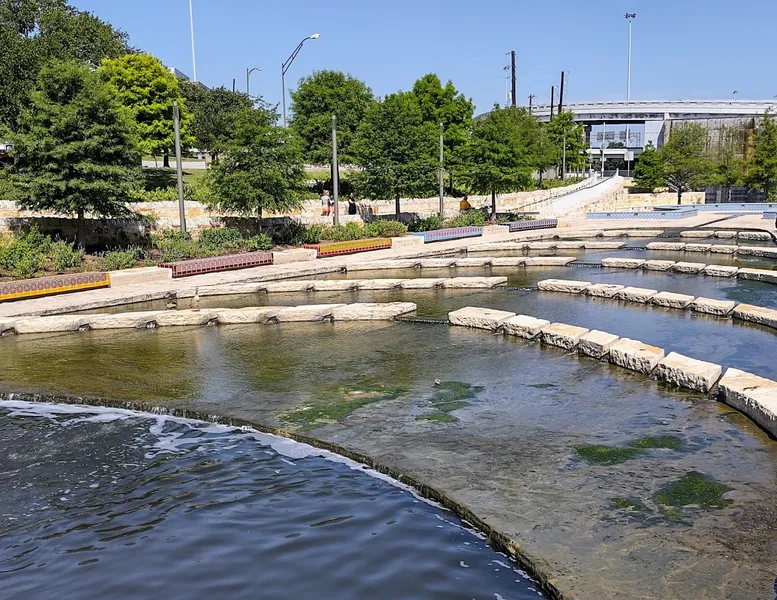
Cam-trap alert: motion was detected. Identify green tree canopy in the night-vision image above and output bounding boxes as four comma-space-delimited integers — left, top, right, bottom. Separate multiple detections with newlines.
746, 110, 777, 201
463, 106, 540, 213
289, 70, 374, 165
206, 104, 307, 217
0, 0, 129, 130
352, 91, 438, 215
544, 111, 587, 174
633, 142, 665, 192
99, 53, 192, 162
180, 82, 252, 160
661, 122, 713, 204
8, 60, 140, 246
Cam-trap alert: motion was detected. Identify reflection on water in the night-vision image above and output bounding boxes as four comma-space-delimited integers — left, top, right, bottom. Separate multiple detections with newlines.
0, 401, 543, 600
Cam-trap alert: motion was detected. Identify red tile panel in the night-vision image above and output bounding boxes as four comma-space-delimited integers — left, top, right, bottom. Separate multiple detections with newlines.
160, 251, 273, 278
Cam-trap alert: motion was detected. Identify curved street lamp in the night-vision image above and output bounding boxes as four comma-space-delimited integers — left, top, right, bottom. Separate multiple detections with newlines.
281, 33, 320, 127
246, 67, 261, 97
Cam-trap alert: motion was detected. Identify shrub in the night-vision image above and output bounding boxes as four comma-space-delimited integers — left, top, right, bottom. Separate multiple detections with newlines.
103, 247, 145, 271
198, 227, 244, 252
50, 240, 84, 271
446, 211, 486, 228
245, 233, 273, 251
321, 222, 367, 242
409, 215, 444, 232
371, 220, 407, 238
152, 230, 200, 262
0, 228, 50, 278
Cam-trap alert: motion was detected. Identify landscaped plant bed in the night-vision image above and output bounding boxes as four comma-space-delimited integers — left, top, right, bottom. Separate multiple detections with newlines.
508, 219, 558, 232
304, 238, 392, 258
159, 251, 274, 278
0, 271, 110, 303
411, 226, 483, 243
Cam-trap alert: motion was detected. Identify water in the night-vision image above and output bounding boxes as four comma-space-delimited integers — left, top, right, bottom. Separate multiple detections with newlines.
0, 401, 543, 600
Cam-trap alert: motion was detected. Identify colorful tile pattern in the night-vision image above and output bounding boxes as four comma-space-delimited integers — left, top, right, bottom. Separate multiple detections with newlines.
305, 238, 392, 258
411, 227, 483, 243
160, 251, 273, 278
0, 272, 110, 303
507, 219, 558, 232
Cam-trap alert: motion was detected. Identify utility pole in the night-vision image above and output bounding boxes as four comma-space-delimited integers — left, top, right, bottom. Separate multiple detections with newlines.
188, 0, 197, 82
439, 123, 445, 218
625, 13, 636, 101
562, 132, 567, 181
173, 101, 186, 234
550, 86, 555, 120
558, 71, 565, 115
528, 94, 535, 115
331, 115, 339, 226
232, 79, 235, 93
246, 67, 261, 96
511, 50, 517, 107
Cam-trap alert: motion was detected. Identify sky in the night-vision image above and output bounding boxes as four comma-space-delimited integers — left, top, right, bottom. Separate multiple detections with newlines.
71, 0, 777, 114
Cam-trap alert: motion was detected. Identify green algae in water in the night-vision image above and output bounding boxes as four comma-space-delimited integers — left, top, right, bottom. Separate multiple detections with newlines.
654, 472, 732, 517
417, 412, 457, 423
416, 381, 485, 424
629, 435, 684, 450
573, 444, 642, 465
281, 380, 407, 430
610, 497, 647, 511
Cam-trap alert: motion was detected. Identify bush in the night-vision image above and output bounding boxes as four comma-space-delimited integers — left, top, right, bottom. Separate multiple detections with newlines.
446, 211, 486, 228
198, 227, 244, 252
245, 233, 273, 251
0, 227, 51, 278
371, 220, 407, 238
409, 215, 444, 232
152, 230, 201, 262
103, 247, 145, 271
320, 222, 368, 242
50, 240, 84, 271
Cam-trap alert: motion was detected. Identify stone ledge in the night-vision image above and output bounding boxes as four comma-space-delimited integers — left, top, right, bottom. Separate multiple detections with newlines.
738, 268, 777, 285
399, 278, 447, 289
583, 242, 626, 249
618, 287, 657, 303
738, 231, 772, 241
331, 302, 416, 321
215, 307, 283, 324
578, 330, 619, 359
441, 277, 507, 289
108, 267, 172, 288
537, 279, 591, 294
732, 304, 777, 329
673, 262, 707, 274
714, 231, 737, 239
708, 245, 738, 254
271, 248, 317, 265
703, 265, 739, 277
448, 307, 516, 331
345, 260, 421, 272
454, 258, 493, 268
527, 242, 558, 250
601, 258, 645, 269
651, 291, 695, 309
689, 297, 737, 316
624, 230, 664, 237
467, 242, 528, 253
643, 260, 675, 271
647, 242, 686, 251
502, 315, 550, 339
356, 279, 405, 290
586, 284, 625, 298
737, 246, 777, 258
609, 338, 665, 373
685, 243, 712, 252
541, 322, 589, 350
718, 368, 777, 437
490, 257, 529, 267
680, 230, 713, 238
655, 352, 722, 393
418, 258, 458, 269
272, 304, 347, 322
523, 257, 577, 266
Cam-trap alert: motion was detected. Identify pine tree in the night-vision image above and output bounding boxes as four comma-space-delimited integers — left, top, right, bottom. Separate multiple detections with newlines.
747, 109, 777, 202
633, 142, 665, 192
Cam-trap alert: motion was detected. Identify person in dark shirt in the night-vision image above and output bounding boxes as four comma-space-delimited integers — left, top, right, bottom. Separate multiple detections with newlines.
347, 193, 358, 215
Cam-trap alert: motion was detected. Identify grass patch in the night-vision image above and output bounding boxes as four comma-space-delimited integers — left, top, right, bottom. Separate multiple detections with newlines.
654, 472, 732, 518
573, 444, 642, 465
610, 497, 647, 511
416, 412, 457, 423
415, 381, 485, 424
629, 435, 683, 450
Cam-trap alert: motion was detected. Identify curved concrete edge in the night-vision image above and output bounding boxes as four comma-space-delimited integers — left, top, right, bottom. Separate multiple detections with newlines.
718, 369, 777, 438
0, 302, 419, 336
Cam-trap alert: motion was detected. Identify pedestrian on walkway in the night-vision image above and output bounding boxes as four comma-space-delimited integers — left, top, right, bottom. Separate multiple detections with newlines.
347, 193, 358, 215
321, 189, 331, 216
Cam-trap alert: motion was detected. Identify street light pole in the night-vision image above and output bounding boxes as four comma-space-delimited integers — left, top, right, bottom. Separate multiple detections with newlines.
625, 13, 636, 101
173, 101, 186, 234
332, 115, 339, 226
439, 123, 445, 218
246, 67, 261, 96
281, 33, 320, 127
188, 0, 197, 82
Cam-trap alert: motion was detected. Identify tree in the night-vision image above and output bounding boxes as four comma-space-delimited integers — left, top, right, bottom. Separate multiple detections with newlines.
411, 74, 474, 191
352, 91, 438, 215
289, 70, 374, 165
746, 110, 777, 202
711, 126, 747, 191
661, 122, 713, 204
0, 0, 129, 130
633, 142, 665, 192
180, 82, 251, 161
206, 104, 307, 218
8, 60, 140, 246
100, 53, 192, 167
544, 111, 586, 176
463, 106, 540, 214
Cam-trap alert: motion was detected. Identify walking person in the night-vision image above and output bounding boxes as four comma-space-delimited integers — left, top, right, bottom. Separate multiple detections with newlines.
321, 189, 331, 217
347, 192, 358, 215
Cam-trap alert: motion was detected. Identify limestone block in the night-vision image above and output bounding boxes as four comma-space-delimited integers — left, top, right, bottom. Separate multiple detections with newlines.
685, 243, 712, 252
0, 320, 17, 335
177, 283, 267, 298
689, 297, 736, 316
718, 368, 777, 437
501, 315, 550, 339
737, 268, 777, 285
154, 310, 217, 327
13, 315, 93, 334
647, 242, 686, 251
578, 330, 620, 359
389, 236, 424, 250
312, 280, 360, 292
418, 259, 457, 269
673, 262, 706, 274
346, 260, 420, 272
601, 230, 628, 237
618, 287, 658, 303
356, 279, 405, 290
400, 278, 448, 289
680, 230, 713, 238
332, 302, 416, 321
737, 246, 777, 258
108, 267, 172, 288
490, 257, 528, 267
651, 291, 695, 309
523, 257, 576, 266
215, 307, 284, 324
609, 338, 665, 373
527, 242, 558, 250
624, 230, 664, 237
453, 258, 493, 267
555, 241, 585, 249
714, 231, 737, 239
88, 311, 163, 330
643, 260, 675, 271
271, 248, 317, 264
537, 279, 592, 294
583, 242, 626, 249
732, 304, 777, 329
541, 323, 589, 350
709, 245, 738, 254
655, 352, 722, 393
737, 231, 772, 241
467, 242, 528, 253
265, 281, 316, 293
601, 257, 645, 269
586, 284, 625, 298
482, 225, 511, 236
448, 306, 516, 330
704, 265, 739, 277
442, 277, 507, 289
272, 304, 347, 322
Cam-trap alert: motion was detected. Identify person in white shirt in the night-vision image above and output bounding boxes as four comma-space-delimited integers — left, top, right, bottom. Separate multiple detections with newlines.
321, 190, 331, 216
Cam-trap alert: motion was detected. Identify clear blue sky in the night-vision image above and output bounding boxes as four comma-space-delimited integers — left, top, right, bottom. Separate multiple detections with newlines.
72, 0, 777, 113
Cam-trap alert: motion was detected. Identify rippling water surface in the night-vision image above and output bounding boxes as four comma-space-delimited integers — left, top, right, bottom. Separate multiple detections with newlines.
0, 401, 543, 600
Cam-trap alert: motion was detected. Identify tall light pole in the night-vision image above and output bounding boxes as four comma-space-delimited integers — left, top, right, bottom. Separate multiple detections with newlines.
439, 123, 444, 218
281, 33, 320, 127
246, 67, 261, 96
189, 0, 197, 82
625, 13, 636, 101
